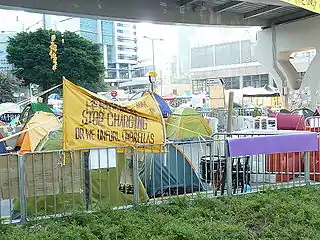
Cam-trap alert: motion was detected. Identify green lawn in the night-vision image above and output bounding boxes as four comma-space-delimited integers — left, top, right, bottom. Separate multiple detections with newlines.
1, 186, 320, 239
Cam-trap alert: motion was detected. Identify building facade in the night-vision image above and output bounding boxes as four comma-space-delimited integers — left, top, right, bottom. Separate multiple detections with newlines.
176, 26, 191, 84
189, 40, 312, 94
0, 33, 13, 73
80, 19, 137, 86
55, 18, 137, 87
119, 62, 153, 93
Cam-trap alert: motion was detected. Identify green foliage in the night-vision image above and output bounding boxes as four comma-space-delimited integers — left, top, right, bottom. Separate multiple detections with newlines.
6, 29, 106, 92
0, 73, 19, 103
2, 186, 320, 239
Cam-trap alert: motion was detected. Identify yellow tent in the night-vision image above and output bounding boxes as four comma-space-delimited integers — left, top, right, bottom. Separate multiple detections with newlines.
20, 112, 61, 153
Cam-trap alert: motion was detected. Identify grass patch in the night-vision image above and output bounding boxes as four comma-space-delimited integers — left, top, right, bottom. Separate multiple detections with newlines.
1, 186, 320, 239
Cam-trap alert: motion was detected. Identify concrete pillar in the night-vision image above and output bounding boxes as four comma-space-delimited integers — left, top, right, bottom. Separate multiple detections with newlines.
253, 16, 320, 109
116, 63, 120, 79
254, 28, 289, 109
103, 45, 108, 77
297, 52, 320, 109
278, 51, 301, 90
97, 20, 103, 46
128, 64, 132, 79
239, 75, 244, 89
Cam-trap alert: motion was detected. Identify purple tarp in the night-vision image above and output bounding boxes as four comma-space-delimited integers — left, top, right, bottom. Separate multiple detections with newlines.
227, 133, 318, 157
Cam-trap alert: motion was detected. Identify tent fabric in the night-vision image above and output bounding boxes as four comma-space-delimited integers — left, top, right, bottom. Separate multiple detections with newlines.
131, 91, 172, 117
0, 132, 7, 154
166, 107, 212, 140
269, 113, 305, 130
19, 102, 54, 126
139, 144, 205, 198
0, 142, 6, 154
19, 112, 61, 153
153, 92, 172, 117
36, 128, 63, 151
15, 126, 26, 149
31, 102, 55, 114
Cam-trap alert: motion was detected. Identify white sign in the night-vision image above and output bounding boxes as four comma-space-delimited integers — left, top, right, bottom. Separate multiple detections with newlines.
89, 148, 117, 170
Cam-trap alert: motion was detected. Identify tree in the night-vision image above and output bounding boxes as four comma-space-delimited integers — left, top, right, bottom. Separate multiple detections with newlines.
0, 73, 20, 103
6, 29, 106, 93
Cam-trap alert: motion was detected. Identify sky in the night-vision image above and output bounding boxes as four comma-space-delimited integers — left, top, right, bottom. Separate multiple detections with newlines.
0, 8, 261, 67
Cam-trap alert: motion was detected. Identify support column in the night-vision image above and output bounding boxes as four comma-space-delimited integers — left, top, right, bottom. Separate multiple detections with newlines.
239, 75, 243, 89
254, 16, 320, 110
254, 26, 295, 109
116, 63, 120, 79
128, 64, 132, 79
297, 51, 320, 109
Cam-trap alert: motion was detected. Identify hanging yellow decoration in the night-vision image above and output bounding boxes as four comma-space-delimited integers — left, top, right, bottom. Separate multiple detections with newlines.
49, 34, 58, 71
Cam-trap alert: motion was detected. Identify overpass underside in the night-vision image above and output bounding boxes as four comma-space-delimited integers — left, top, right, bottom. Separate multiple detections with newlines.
0, 0, 316, 27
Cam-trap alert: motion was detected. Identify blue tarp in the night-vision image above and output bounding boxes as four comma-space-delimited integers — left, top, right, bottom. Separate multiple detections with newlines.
0, 141, 7, 154
0, 133, 7, 154
152, 92, 173, 117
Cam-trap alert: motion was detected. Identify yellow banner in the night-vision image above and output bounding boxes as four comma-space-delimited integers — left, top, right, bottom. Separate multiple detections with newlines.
271, 96, 280, 106
63, 79, 165, 150
281, 0, 320, 14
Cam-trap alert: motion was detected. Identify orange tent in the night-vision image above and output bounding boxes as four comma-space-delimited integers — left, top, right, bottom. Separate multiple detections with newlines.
18, 112, 61, 153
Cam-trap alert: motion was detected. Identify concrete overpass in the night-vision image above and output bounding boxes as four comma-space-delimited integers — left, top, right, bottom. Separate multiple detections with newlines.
0, 0, 316, 27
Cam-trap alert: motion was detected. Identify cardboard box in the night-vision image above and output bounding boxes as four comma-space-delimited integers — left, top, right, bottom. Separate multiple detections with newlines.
24, 151, 83, 197
0, 155, 19, 198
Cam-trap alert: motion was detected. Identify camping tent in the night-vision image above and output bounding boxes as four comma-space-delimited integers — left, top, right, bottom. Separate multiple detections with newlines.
36, 127, 205, 201
35, 127, 62, 151
166, 107, 212, 140
19, 102, 54, 125
131, 91, 172, 117
0, 131, 7, 154
16, 112, 61, 153
139, 144, 205, 198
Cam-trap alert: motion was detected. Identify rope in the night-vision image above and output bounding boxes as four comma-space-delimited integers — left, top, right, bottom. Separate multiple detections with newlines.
0, 115, 61, 143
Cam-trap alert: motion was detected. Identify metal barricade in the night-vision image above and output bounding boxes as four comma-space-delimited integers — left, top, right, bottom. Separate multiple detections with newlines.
0, 153, 19, 224
0, 132, 317, 224
200, 108, 268, 132
304, 116, 320, 183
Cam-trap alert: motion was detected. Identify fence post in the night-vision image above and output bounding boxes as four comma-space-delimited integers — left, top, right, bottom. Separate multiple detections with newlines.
225, 141, 233, 196
226, 157, 233, 196
304, 152, 310, 185
18, 154, 27, 224
132, 148, 139, 206
225, 92, 234, 196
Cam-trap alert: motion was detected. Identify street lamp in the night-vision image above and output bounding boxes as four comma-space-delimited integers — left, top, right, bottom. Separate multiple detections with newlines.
143, 36, 164, 94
